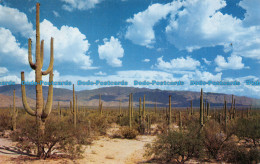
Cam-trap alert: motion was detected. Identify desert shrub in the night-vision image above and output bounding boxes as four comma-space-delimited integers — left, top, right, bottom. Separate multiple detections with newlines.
111, 130, 122, 138
11, 115, 92, 159
86, 113, 109, 135
234, 118, 260, 147
120, 127, 138, 139
0, 109, 11, 131
202, 120, 235, 160
145, 130, 203, 163
222, 142, 260, 163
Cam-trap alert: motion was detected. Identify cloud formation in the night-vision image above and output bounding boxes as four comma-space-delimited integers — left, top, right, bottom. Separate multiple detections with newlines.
61, 0, 102, 11
125, 1, 182, 48
215, 55, 246, 72
0, 5, 33, 37
155, 56, 200, 71
98, 36, 124, 67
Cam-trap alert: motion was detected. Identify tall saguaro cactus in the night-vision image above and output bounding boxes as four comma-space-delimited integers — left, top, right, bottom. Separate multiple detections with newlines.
21, 3, 54, 157
72, 84, 77, 128
129, 94, 132, 128
224, 96, 227, 131
168, 95, 172, 125
131, 93, 133, 117
139, 97, 142, 117
143, 95, 146, 118
200, 88, 204, 126
11, 89, 18, 131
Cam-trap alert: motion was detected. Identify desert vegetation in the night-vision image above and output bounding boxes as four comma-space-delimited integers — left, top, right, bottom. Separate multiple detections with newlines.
0, 83, 259, 163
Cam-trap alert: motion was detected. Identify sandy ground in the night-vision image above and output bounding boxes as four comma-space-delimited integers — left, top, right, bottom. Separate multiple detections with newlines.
0, 132, 156, 164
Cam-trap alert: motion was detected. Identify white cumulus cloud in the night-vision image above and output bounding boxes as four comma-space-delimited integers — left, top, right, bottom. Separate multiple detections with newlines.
0, 5, 33, 37
0, 28, 27, 64
98, 36, 124, 67
215, 55, 246, 72
38, 19, 94, 70
125, 1, 182, 48
155, 56, 200, 71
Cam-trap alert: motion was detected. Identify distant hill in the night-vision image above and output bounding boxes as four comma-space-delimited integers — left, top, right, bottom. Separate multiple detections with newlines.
0, 85, 258, 108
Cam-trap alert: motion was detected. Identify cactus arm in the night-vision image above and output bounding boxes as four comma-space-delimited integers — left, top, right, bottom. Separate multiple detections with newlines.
40, 40, 44, 68
42, 38, 54, 75
28, 39, 36, 70
42, 71, 53, 119
21, 72, 36, 116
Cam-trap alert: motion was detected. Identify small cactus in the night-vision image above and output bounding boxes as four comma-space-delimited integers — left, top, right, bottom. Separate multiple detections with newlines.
154, 98, 157, 113
99, 94, 102, 115
11, 89, 18, 131
179, 111, 182, 132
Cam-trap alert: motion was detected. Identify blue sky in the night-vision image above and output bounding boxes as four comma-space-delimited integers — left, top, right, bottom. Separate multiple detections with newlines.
0, 0, 260, 98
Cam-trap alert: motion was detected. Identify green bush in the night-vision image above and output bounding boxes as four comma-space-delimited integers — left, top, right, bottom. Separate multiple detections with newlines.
222, 142, 260, 163
11, 115, 92, 159
234, 118, 260, 147
145, 130, 203, 163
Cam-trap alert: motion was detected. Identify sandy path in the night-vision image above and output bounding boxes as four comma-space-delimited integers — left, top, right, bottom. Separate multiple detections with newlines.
0, 135, 155, 164
79, 135, 155, 164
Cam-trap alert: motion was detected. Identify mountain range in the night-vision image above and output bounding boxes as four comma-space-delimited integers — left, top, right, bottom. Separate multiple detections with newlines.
0, 85, 258, 109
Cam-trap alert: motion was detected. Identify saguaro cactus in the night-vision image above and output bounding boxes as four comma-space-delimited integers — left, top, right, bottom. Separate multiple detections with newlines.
70, 84, 77, 128
200, 88, 204, 126
190, 100, 193, 115
131, 93, 133, 117
143, 94, 146, 118
139, 97, 142, 117
11, 89, 18, 131
179, 111, 182, 131
230, 95, 234, 120
58, 101, 61, 117
224, 96, 227, 131
207, 102, 210, 116
168, 95, 172, 125
154, 98, 157, 113
76, 95, 78, 115
233, 99, 236, 119
99, 94, 102, 115
129, 94, 132, 128
21, 3, 54, 157
119, 100, 122, 124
